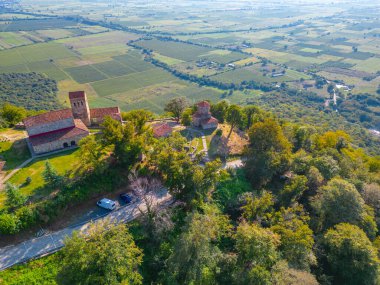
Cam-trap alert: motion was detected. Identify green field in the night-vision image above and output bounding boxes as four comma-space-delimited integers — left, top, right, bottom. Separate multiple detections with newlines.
135, 39, 214, 61
65, 65, 108, 83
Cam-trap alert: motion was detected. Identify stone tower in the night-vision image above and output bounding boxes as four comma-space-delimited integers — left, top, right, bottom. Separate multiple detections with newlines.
69, 91, 91, 126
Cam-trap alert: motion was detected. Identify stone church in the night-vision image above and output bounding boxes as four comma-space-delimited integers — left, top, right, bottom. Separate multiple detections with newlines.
192, 101, 218, 129
24, 91, 121, 155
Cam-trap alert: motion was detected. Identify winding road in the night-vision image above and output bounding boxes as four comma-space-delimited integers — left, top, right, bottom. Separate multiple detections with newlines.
0, 189, 172, 271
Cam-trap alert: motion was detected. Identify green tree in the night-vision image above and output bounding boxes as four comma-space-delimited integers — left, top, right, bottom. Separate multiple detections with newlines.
166, 204, 231, 284
164, 97, 188, 123
323, 223, 380, 285
293, 125, 317, 151
101, 116, 124, 145
327, 84, 334, 95
234, 221, 279, 284
211, 100, 229, 123
226, 104, 244, 139
245, 119, 292, 187
5, 182, 27, 210
312, 155, 340, 180
271, 260, 319, 285
151, 133, 221, 204
280, 175, 308, 206
101, 117, 145, 168
57, 221, 143, 285
271, 207, 315, 270
181, 108, 193, 126
78, 135, 108, 174
122, 109, 153, 134
243, 105, 266, 130
241, 191, 274, 223
235, 221, 279, 269
42, 161, 63, 189
312, 178, 377, 238
0, 103, 27, 127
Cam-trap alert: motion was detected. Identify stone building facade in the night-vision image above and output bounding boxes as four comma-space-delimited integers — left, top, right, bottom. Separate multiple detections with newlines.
192, 101, 218, 129
24, 91, 122, 155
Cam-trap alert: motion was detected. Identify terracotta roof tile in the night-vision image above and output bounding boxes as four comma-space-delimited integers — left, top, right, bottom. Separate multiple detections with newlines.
197, 101, 210, 107
201, 117, 218, 125
69, 91, 86, 99
23, 109, 73, 128
152, 123, 172, 138
90, 107, 121, 121
29, 119, 89, 147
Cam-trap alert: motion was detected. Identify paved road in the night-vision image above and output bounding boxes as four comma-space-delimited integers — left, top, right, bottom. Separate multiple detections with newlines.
0, 189, 172, 271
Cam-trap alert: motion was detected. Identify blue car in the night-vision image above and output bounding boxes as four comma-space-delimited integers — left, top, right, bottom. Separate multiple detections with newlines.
119, 193, 133, 204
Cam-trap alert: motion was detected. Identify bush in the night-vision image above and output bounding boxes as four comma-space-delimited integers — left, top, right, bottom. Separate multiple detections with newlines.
0, 213, 20, 235
25, 176, 32, 186
16, 206, 37, 230
215, 129, 223, 136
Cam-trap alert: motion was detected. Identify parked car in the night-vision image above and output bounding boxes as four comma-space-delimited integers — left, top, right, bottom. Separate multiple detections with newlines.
97, 198, 116, 210
119, 193, 133, 204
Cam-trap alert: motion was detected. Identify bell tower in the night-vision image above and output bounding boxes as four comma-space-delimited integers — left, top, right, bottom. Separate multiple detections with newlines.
69, 91, 91, 126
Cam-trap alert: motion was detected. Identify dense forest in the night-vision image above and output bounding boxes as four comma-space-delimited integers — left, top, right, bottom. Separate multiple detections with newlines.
0, 73, 59, 111
1, 100, 380, 285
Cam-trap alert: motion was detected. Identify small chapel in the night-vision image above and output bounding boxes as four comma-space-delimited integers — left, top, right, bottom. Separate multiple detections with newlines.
192, 101, 218, 129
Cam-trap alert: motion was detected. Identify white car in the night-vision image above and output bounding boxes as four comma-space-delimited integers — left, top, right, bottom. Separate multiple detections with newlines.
97, 198, 116, 210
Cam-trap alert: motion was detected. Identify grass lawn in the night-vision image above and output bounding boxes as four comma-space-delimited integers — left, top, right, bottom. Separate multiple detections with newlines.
0, 140, 30, 171
0, 140, 30, 173
0, 129, 30, 172
1, 149, 81, 208
0, 253, 59, 285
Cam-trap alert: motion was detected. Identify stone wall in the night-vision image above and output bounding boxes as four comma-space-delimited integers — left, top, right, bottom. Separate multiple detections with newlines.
32, 133, 87, 154
27, 118, 74, 137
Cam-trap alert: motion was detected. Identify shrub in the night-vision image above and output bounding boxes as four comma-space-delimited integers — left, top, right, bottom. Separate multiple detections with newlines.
215, 129, 223, 136
0, 213, 20, 235
25, 176, 32, 186
16, 206, 37, 230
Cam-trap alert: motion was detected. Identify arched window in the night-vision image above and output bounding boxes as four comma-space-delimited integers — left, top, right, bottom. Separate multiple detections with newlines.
63, 142, 69, 148
73, 102, 76, 107
71, 141, 76, 146
81, 101, 84, 106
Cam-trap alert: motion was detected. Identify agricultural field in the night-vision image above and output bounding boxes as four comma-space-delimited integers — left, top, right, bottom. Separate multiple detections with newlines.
0, 0, 378, 137
0, 28, 225, 113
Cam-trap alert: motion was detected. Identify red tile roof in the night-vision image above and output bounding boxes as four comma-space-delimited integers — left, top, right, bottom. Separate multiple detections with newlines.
29, 119, 89, 147
197, 101, 210, 107
23, 109, 73, 128
69, 91, 86, 99
201, 117, 218, 125
152, 122, 172, 138
90, 107, 121, 121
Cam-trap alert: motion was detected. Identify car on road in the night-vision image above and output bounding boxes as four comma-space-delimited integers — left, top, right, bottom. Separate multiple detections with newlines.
97, 198, 116, 210
119, 193, 134, 204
